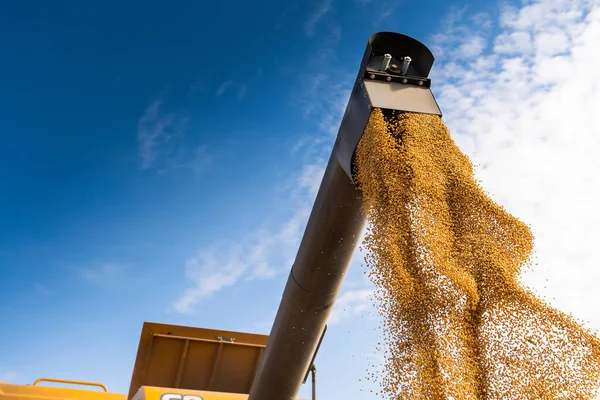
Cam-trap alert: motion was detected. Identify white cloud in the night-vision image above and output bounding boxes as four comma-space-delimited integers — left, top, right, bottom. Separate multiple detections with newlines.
296, 163, 325, 198
137, 99, 188, 170
371, 3, 400, 25
138, 96, 213, 174
430, 7, 492, 59
80, 263, 124, 283
293, 13, 347, 138
304, 0, 333, 37
471, 11, 493, 30
458, 35, 487, 57
329, 289, 374, 325
429, 0, 600, 331
138, 100, 171, 169
216, 80, 235, 97
172, 249, 249, 314
172, 164, 323, 314
535, 30, 571, 56
216, 80, 250, 100
494, 31, 534, 54
298, 72, 352, 137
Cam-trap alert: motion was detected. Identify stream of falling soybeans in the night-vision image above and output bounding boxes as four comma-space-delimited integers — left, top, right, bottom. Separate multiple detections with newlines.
354, 109, 600, 399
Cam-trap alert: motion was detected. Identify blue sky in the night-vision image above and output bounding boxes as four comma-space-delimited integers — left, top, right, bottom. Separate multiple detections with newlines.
2, 0, 600, 399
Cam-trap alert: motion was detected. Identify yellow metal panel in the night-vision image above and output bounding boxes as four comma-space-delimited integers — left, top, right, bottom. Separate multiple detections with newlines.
128, 323, 268, 400
136, 386, 248, 400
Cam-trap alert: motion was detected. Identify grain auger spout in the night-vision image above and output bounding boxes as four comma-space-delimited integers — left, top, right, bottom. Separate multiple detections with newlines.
248, 32, 442, 400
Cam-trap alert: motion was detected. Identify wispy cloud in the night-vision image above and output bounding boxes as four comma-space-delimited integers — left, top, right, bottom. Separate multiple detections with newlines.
137, 96, 211, 174
429, 0, 600, 329
430, 6, 493, 59
371, 1, 403, 24
294, 15, 348, 137
329, 289, 374, 325
80, 263, 125, 284
216, 76, 256, 100
172, 249, 252, 314
376, 8, 394, 22
304, 0, 334, 37
137, 100, 170, 169
216, 80, 235, 97
298, 72, 351, 137
172, 163, 323, 314
457, 35, 487, 57
137, 99, 188, 170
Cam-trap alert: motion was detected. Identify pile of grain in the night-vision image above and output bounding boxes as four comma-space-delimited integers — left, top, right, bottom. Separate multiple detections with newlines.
355, 108, 600, 399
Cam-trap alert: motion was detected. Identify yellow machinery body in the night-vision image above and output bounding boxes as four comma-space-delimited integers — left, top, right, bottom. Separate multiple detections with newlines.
0, 382, 251, 400
0, 322, 270, 400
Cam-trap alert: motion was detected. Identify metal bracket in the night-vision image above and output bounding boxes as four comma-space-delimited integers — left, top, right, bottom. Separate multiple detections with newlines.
364, 71, 431, 88
302, 325, 327, 384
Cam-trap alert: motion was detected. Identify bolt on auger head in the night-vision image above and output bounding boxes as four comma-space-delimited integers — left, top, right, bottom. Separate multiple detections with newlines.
336, 32, 442, 182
